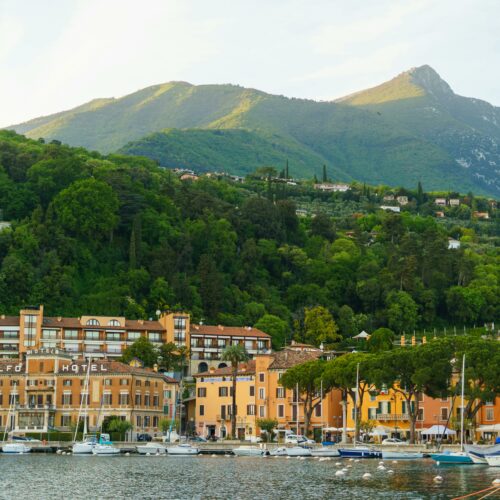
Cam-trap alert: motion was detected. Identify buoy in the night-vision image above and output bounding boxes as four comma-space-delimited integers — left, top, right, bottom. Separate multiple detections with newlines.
355, 459, 360, 463
342, 468, 348, 473
286, 456, 291, 460
319, 458, 326, 462
325, 457, 331, 461
335, 462, 342, 466
125, 452, 130, 456
433, 475, 443, 483
387, 469, 394, 474
378, 461, 384, 465
348, 458, 354, 462
335, 470, 345, 477
146, 453, 150, 456
362, 473, 372, 480
346, 464, 352, 468
56, 450, 62, 455
377, 465, 386, 471
392, 460, 398, 464
492, 478, 500, 486
211, 454, 217, 457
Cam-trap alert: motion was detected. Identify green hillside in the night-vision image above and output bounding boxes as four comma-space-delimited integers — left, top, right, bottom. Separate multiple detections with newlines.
8, 66, 500, 196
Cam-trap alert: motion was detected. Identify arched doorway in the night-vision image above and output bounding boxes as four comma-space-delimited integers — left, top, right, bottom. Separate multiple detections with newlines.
198, 362, 208, 373
218, 363, 228, 369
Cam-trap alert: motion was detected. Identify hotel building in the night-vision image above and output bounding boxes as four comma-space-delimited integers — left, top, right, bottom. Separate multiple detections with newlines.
0, 348, 178, 437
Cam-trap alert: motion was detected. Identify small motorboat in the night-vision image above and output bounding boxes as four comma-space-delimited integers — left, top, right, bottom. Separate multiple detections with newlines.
311, 446, 340, 457
232, 446, 268, 457
286, 446, 312, 457
72, 435, 98, 455
430, 451, 473, 464
92, 443, 121, 455
2, 442, 31, 454
464, 444, 500, 464
382, 450, 424, 460
167, 443, 200, 455
338, 446, 381, 458
136, 442, 166, 455
485, 455, 500, 467
269, 447, 288, 456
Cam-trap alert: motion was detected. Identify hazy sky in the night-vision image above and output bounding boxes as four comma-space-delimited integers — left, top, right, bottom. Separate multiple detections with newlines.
1, 0, 499, 127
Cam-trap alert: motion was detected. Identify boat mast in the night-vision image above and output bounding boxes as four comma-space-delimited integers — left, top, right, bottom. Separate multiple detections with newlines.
2, 382, 16, 443
354, 363, 360, 443
460, 354, 465, 452
73, 357, 92, 442
296, 382, 299, 436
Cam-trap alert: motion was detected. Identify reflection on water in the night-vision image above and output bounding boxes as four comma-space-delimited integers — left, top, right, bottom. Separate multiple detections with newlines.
0, 455, 498, 500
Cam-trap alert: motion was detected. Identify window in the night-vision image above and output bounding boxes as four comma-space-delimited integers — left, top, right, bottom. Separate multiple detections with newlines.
144, 416, 151, 427
64, 330, 78, 339
247, 404, 255, 416
257, 340, 266, 350
61, 415, 71, 427
103, 393, 112, 405
220, 405, 227, 420
120, 379, 128, 386
249, 386, 255, 397
199, 405, 205, 416
315, 404, 322, 417
277, 404, 284, 418
486, 408, 494, 421
135, 393, 141, 405
84, 331, 100, 340
153, 395, 159, 407
440, 407, 449, 421
417, 408, 424, 421
63, 379, 72, 387
128, 332, 141, 341
258, 388, 265, 400
227, 404, 237, 416
62, 393, 72, 405
108, 319, 120, 326
104, 379, 112, 386
149, 332, 161, 342
86, 319, 100, 326
106, 332, 121, 341
276, 387, 285, 399
219, 387, 228, 397
136, 380, 142, 386
259, 406, 265, 418
164, 390, 172, 399
79, 393, 89, 405
368, 407, 377, 420
258, 373, 265, 382
153, 416, 159, 427
119, 393, 129, 405
42, 329, 57, 340
197, 388, 206, 398
136, 416, 142, 427
145, 380, 151, 387
144, 395, 151, 406
245, 340, 253, 350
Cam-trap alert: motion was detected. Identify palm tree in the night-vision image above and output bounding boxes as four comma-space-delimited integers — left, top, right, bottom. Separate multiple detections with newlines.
221, 344, 249, 439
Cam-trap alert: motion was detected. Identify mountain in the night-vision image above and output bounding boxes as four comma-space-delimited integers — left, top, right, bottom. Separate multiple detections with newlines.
8, 67, 500, 195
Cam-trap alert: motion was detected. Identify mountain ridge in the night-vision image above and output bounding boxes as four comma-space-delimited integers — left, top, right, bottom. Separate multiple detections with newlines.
7, 65, 500, 196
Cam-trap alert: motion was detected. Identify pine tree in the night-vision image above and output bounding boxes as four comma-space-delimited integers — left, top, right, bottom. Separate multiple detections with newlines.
322, 164, 327, 182
285, 159, 289, 180
129, 228, 137, 269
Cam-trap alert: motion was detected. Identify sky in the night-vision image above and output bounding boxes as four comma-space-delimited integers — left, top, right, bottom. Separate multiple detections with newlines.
0, 0, 499, 127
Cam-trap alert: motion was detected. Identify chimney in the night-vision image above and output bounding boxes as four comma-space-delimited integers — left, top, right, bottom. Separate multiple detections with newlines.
153, 363, 158, 372
57, 316, 62, 322
218, 325, 223, 331
138, 319, 144, 325
1, 314, 4, 319
401, 335, 405, 347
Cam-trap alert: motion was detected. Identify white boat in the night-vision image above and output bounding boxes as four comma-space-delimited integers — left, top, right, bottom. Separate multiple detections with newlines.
382, 450, 424, 460
167, 443, 200, 455
137, 442, 166, 455
464, 444, 500, 464
311, 446, 340, 457
2, 442, 31, 454
232, 446, 267, 457
72, 435, 97, 455
286, 446, 312, 457
269, 447, 288, 456
485, 455, 500, 467
92, 443, 121, 455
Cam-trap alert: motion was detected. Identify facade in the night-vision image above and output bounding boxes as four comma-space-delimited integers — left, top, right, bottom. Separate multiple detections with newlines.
0, 348, 177, 437
396, 196, 409, 205
314, 183, 350, 192
194, 347, 343, 440
0, 306, 271, 376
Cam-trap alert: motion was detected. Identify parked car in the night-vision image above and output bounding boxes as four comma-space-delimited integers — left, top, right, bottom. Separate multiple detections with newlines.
285, 434, 315, 445
245, 435, 263, 443
137, 433, 152, 442
381, 438, 408, 446
190, 436, 207, 442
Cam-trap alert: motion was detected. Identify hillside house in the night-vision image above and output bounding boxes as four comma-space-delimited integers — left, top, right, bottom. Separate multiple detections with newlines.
396, 196, 409, 205
380, 205, 401, 213
435, 198, 447, 206
449, 198, 460, 206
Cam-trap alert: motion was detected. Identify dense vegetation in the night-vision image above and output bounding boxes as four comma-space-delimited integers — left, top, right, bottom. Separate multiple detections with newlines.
0, 131, 498, 351
9, 66, 500, 196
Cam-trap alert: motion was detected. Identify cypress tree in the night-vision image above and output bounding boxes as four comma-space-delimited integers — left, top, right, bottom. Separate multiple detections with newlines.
322, 164, 327, 182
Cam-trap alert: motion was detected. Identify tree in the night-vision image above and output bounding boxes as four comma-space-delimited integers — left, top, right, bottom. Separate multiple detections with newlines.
254, 314, 288, 349
52, 178, 119, 241
281, 359, 328, 437
107, 417, 133, 441
372, 340, 452, 443
367, 328, 395, 352
322, 164, 327, 182
310, 213, 336, 241
121, 336, 158, 367
158, 342, 189, 372
221, 344, 249, 439
256, 418, 278, 442
303, 306, 341, 347
386, 291, 419, 333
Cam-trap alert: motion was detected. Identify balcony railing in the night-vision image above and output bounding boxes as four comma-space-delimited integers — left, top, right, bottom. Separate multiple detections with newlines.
16, 404, 56, 411
376, 413, 410, 421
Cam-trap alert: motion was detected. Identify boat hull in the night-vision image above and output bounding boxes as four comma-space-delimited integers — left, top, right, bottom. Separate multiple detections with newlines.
338, 448, 381, 458
168, 445, 199, 455
232, 447, 267, 457
92, 444, 121, 455
286, 446, 312, 457
269, 447, 288, 456
2, 443, 31, 454
382, 451, 424, 460
485, 455, 500, 467
72, 442, 95, 455
311, 447, 340, 457
430, 452, 473, 464
137, 444, 166, 455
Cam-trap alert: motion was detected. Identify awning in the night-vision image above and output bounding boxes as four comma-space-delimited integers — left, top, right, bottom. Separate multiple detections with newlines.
477, 424, 500, 433
368, 425, 392, 436
353, 331, 370, 339
418, 425, 456, 435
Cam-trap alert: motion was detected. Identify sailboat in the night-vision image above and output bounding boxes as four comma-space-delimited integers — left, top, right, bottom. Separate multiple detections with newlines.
72, 359, 97, 455
91, 383, 120, 456
431, 355, 473, 465
2, 383, 31, 454
338, 363, 381, 459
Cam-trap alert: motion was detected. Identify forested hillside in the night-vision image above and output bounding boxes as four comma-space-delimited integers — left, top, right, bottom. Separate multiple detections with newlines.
0, 131, 498, 348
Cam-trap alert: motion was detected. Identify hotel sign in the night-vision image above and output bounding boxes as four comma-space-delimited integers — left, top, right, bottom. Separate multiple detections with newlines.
61, 363, 107, 373
0, 363, 23, 373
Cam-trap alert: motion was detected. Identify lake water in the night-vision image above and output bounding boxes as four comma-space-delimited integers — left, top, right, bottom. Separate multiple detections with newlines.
0, 454, 498, 499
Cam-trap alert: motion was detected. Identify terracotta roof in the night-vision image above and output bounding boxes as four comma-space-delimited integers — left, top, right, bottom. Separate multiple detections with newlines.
268, 349, 320, 370
125, 319, 163, 331
40, 317, 163, 331
190, 325, 270, 338
43, 317, 80, 328
194, 360, 256, 378
0, 316, 20, 326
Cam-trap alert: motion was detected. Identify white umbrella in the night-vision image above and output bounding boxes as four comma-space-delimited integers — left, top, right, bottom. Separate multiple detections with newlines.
419, 425, 456, 435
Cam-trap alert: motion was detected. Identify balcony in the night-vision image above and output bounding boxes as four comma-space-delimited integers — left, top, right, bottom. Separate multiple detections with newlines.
16, 404, 56, 411
376, 413, 410, 421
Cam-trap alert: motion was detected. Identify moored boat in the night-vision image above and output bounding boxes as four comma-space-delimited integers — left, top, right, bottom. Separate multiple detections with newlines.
485, 455, 500, 467
382, 450, 424, 460
2, 442, 31, 454
72, 435, 97, 455
464, 444, 500, 464
92, 443, 121, 455
232, 446, 267, 457
137, 442, 166, 455
430, 451, 473, 464
338, 447, 381, 458
311, 446, 340, 457
269, 447, 288, 456
286, 446, 312, 457
168, 443, 200, 455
